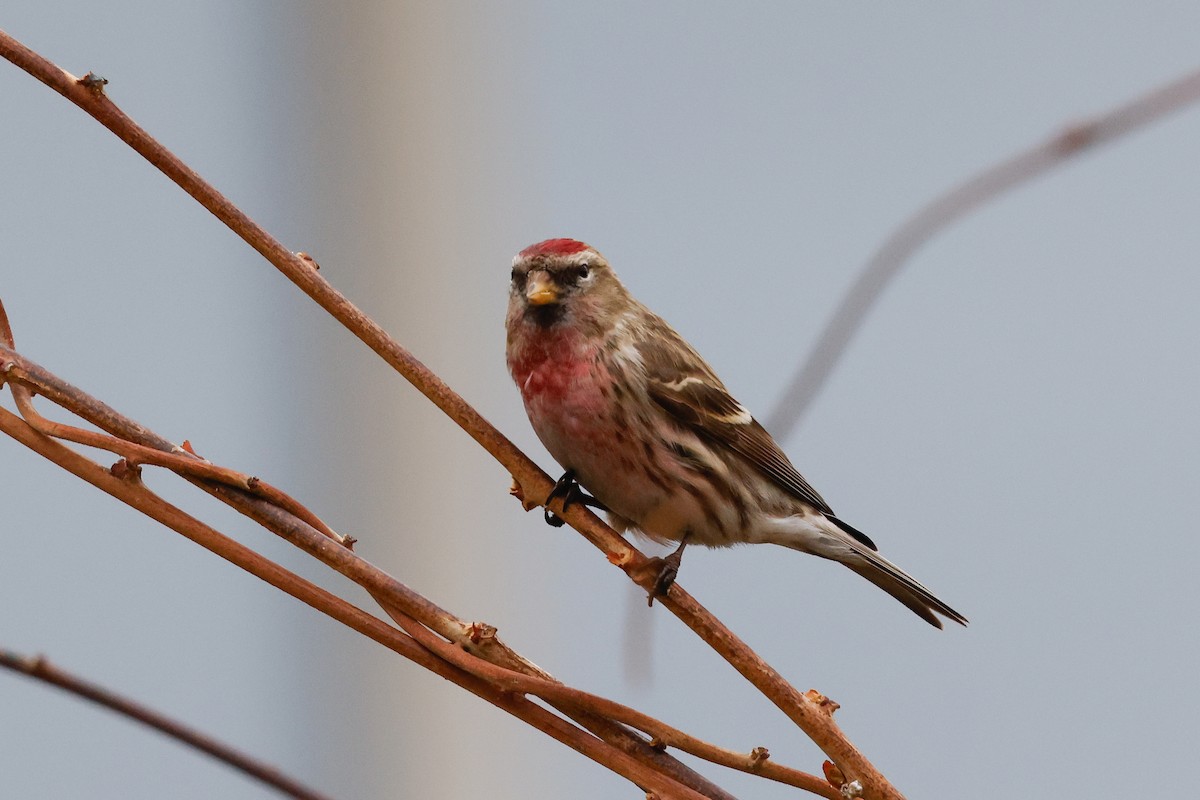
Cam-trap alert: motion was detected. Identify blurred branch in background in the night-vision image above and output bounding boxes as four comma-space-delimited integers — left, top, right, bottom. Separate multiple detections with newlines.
0, 27, 882, 800
0, 648, 335, 800
765, 66, 1200, 441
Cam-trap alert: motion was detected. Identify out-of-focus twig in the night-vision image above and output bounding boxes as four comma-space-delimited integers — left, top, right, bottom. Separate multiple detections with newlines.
0, 648, 335, 800
765, 66, 1200, 440
0, 26, 894, 798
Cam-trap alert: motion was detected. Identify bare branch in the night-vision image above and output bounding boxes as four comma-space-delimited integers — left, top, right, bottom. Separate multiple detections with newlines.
764, 66, 1200, 440
0, 339, 746, 799
0, 648, 335, 800
0, 404, 714, 800
385, 609, 839, 798
4, 363, 346, 546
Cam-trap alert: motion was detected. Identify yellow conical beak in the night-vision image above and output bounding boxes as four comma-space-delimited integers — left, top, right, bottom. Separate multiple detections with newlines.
526, 271, 559, 306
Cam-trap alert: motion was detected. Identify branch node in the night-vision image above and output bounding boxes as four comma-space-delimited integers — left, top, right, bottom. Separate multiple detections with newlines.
110, 458, 143, 482
647, 737, 667, 752
508, 476, 538, 511
747, 746, 770, 770
296, 251, 320, 270
78, 71, 109, 92
466, 621, 497, 645
805, 689, 840, 715
822, 760, 846, 789
340, 534, 357, 551
246, 475, 261, 490
607, 549, 631, 567
840, 779, 864, 798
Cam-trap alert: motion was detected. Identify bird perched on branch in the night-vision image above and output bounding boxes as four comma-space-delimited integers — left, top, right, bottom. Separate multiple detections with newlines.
505, 238, 966, 628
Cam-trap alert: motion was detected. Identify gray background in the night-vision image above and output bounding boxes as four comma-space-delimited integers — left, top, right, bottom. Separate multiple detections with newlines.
4, 3, 1199, 798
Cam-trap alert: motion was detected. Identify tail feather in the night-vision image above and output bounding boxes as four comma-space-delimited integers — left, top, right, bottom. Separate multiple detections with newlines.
844, 554, 968, 629
818, 517, 967, 628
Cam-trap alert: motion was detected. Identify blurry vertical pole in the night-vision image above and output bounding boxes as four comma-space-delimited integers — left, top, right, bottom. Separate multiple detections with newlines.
290, 6, 535, 798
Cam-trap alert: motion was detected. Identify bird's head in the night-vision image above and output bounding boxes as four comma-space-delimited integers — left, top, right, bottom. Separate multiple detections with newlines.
508, 238, 630, 330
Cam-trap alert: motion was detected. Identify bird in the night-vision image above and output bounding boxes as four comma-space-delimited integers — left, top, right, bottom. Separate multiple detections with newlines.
505, 238, 966, 628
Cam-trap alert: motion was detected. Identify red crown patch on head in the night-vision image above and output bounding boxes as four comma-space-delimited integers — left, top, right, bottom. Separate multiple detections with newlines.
519, 238, 591, 259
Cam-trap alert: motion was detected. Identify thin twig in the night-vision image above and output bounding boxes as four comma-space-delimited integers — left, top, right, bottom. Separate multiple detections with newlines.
3, 365, 345, 545
386, 609, 839, 798
765, 66, 1200, 439
0, 299, 344, 545
0, 648, 335, 800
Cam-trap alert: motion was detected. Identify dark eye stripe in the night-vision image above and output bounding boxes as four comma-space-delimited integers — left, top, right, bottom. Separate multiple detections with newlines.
562, 263, 589, 283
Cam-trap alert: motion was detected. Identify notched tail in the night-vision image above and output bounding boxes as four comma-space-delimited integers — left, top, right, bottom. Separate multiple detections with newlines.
823, 516, 967, 629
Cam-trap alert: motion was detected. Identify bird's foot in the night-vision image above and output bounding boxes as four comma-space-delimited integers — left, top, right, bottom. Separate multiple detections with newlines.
543, 469, 607, 527
644, 539, 688, 607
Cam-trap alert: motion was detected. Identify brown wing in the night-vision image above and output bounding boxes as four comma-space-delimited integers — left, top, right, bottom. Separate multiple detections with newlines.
637, 332, 836, 516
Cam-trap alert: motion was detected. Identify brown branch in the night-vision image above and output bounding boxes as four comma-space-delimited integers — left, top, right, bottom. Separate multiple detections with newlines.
0, 27, 899, 798
1, 348, 744, 799
764, 66, 1200, 440
0, 299, 345, 547
385, 609, 839, 798
0, 343, 741, 800
4, 365, 346, 546
0, 405, 713, 800
0, 648, 335, 800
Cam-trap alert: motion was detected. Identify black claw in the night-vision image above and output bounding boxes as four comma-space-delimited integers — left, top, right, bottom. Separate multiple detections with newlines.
581, 495, 609, 512
647, 561, 679, 607
543, 469, 607, 527
543, 469, 576, 527
646, 538, 688, 607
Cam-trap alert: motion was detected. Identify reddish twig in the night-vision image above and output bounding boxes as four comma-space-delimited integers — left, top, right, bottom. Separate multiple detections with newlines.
765, 66, 1200, 439
0, 648, 335, 800
5, 366, 346, 546
385, 609, 839, 798
0, 301, 346, 547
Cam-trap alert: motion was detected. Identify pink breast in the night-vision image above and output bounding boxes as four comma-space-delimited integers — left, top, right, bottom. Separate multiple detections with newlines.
510, 328, 611, 444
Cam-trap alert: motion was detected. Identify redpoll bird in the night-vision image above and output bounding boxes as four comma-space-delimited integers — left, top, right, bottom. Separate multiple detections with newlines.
506, 238, 966, 628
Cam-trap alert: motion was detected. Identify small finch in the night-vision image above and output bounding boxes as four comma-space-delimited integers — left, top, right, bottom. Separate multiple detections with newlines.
506, 238, 966, 628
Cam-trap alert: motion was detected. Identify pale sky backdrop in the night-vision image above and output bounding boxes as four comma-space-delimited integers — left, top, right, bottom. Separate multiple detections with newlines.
4, 4, 1200, 799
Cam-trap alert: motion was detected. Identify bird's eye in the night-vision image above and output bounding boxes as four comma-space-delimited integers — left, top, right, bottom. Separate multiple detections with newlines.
574, 263, 591, 280
510, 267, 524, 288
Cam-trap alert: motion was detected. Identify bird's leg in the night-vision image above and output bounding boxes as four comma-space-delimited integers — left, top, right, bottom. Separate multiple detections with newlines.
646, 535, 690, 606
543, 469, 609, 527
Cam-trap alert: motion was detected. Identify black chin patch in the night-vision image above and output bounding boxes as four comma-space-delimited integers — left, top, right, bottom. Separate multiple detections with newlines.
528, 303, 565, 326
